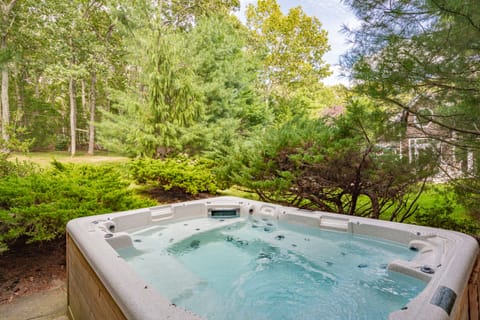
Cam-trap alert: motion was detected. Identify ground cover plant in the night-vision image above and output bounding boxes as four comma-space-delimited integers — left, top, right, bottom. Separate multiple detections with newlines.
0, 159, 155, 253
412, 185, 480, 235
129, 156, 221, 195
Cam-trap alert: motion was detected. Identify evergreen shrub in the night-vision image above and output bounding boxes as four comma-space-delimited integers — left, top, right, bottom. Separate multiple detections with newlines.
415, 207, 480, 235
129, 156, 219, 195
0, 160, 156, 252
411, 185, 480, 236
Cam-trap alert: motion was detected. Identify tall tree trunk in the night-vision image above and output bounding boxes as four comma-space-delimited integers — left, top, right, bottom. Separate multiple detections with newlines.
88, 72, 96, 155
1, 67, 9, 145
81, 79, 89, 121
0, 0, 19, 149
69, 77, 77, 156
14, 70, 24, 123
81, 79, 86, 109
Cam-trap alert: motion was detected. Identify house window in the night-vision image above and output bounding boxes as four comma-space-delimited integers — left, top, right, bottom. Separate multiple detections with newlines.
408, 138, 440, 163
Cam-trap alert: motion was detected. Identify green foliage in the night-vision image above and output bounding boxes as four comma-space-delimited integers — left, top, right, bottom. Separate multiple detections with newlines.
178, 16, 269, 154
97, 26, 202, 157
246, 0, 330, 89
453, 159, 480, 222
344, 0, 480, 193
19, 96, 65, 151
345, 0, 480, 108
0, 156, 39, 178
98, 1, 249, 157
130, 156, 220, 195
415, 199, 480, 235
244, 0, 336, 124
410, 185, 479, 235
0, 160, 155, 252
98, 15, 267, 157
0, 124, 33, 156
217, 98, 436, 220
55, 135, 69, 151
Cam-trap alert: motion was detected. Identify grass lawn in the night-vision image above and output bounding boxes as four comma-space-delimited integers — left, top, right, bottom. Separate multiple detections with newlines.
9, 151, 129, 167
218, 186, 260, 199
415, 184, 467, 218
379, 187, 469, 223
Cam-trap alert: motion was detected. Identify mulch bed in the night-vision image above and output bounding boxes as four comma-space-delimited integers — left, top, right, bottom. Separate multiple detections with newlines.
143, 186, 214, 203
0, 238, 66, 305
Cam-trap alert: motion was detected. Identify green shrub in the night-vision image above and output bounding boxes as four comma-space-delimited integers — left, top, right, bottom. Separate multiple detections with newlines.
0, 156, 39, 178
17, 97, 64, 151
415, 211, 480, 235
414, 201, 480, 235
454, 178, 480, 223
0, 161, 156, 252
130, 156, 220, 195
55, 135, 69, 151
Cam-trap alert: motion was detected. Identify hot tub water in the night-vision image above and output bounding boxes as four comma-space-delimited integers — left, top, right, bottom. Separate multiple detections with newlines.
117, 217, 425, 320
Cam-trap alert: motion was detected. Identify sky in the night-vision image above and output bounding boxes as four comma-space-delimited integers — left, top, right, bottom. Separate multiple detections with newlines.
237, 0, 360, 86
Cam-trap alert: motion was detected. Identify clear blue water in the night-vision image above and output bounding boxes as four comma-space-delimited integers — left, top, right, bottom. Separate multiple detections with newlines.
117, 218, 426, 320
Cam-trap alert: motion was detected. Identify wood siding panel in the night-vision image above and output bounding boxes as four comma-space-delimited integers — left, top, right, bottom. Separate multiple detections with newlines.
67, 235, 126, 320
468, 255, 480, 320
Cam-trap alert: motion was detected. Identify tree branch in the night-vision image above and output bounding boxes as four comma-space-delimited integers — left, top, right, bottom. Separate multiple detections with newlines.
384, 97, 480, 136
430, 0, 480, 31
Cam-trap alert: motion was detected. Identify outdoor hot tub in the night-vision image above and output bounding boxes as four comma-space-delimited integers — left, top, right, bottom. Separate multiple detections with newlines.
66, 196, 479, 320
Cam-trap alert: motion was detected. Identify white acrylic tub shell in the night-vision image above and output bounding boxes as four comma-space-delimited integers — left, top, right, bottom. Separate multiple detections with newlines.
66, 196, 479, 320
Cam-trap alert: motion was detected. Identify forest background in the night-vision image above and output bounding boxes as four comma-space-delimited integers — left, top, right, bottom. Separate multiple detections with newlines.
0, 0, 479, 252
